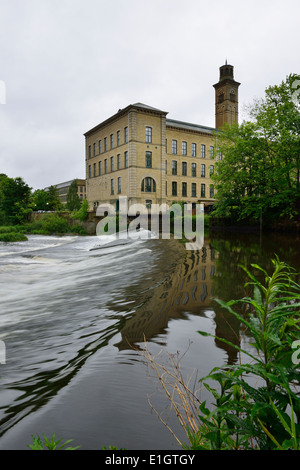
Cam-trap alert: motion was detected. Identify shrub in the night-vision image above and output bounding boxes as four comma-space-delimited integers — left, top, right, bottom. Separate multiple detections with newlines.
0, 232, 28, 242
144, 257, 300, 450
40, 214, 72, 234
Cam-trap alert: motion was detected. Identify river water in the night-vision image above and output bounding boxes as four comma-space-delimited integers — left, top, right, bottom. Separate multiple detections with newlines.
0, 229, 299, 450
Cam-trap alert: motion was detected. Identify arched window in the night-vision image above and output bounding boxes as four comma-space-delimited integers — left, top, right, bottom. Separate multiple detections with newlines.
141, 177, 156, 193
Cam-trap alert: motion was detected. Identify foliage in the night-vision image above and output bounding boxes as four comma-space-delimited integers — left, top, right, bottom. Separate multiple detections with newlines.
0, 231, 28, 242
28, 433, 80, 450
71, 223, 88, 235
212, 73, 300, 221
101, 445, 126, 450
70, 198, 89, 222
39, 213, 72, 234
193, 257, 300, 449
31, 189, 51, 211
143, 257, 300, 450
45, 185, 64, 211
0, 174, 32, 224
67, 180, 81, 211
27, 434, 125, 450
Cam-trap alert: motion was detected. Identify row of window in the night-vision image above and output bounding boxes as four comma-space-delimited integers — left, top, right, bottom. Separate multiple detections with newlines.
170, 182, 214, 198
88, 152, 129, 177
171, 161, 214, 177
107, 176, 214, 198
88, 127, 129, 158
141, 178, 215, 198
88, 151, 214, 179
88, 125, 223, 161
170, 142, 222, 160
110, 177, 122, 195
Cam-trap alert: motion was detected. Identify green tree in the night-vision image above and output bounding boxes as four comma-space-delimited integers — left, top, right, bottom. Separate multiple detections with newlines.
32, 189, 50, 211
66, 180, 81, 211
70, 198, 89, 221
212, 73, 300, 221
46, 185, 63, 211
0, 174, 32, 224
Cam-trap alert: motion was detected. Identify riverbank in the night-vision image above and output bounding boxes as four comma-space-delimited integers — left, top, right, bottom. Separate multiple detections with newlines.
209, 214, 300, 233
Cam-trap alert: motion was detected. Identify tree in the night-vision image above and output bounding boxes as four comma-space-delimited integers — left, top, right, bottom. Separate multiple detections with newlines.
66, 180, 81, 211
46, 185, 63, 211
32, 189, 50, 211
212, 73, 300, 221
71, 199, 89, 221
0, 174, 32, 224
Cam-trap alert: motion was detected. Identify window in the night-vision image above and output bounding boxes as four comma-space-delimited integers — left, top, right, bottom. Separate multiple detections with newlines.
104, 159, 108, 174
201, 144, 206, 158
111, 156, 114, 172
93, 163, 96, 176
218, 151, 223, 160
88, 165, 91, 178
192, 183, 197, 197
192, 143, 196, 157
118, 177, 121, 194
117, 130, 120, 146
124, 151, 128, 168
104, 137, 107, 152
210, 184, 214, 198
182, 141, 187, 155
111, 179, 114, 195
201, 163, 205, 177
145, 151, 152, 168
172, 140, 177, 155
201, 183, 205, 197
210, 165, 214, 175
93, 143, 97, 157
110, 134, 114, 149
210, 146, 214, 158
172, 160, 177, 175
99, 140, 102, 154
124, 127, 128, 143
141, 177, 156, 193
192, 163, 196, 177
99, 161, 102, 176
145, 126, 152, 143
182, 182, 187, 197
172, 181, 177, 196
117, 154, 121, 170
182, 161, 187, 176
88, 145, 91, 159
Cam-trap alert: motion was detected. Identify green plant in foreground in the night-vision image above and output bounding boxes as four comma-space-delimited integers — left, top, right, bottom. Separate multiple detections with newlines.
28, 433, 80, 450
187, 257, 300, 450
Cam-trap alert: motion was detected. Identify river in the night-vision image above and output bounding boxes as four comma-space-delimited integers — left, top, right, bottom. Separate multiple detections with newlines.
0, 229, 299, 450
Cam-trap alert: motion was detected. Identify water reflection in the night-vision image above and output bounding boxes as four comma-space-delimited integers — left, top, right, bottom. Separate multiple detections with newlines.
0, 230, 299, 446
113, 231, 300, 365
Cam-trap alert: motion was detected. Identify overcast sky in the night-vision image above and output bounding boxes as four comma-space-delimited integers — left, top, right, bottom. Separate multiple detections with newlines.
0, 0, 299, 190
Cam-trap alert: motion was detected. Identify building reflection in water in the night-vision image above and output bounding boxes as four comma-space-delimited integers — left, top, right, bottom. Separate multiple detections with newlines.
113, 237, 241, 364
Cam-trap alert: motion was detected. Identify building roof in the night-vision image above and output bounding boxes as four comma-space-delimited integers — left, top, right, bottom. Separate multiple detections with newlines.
166, 118, 216, 135
84, 102, 168, 136
45, 179, 85, 190
84, 102, 216, 137
131, 102, 168, 114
